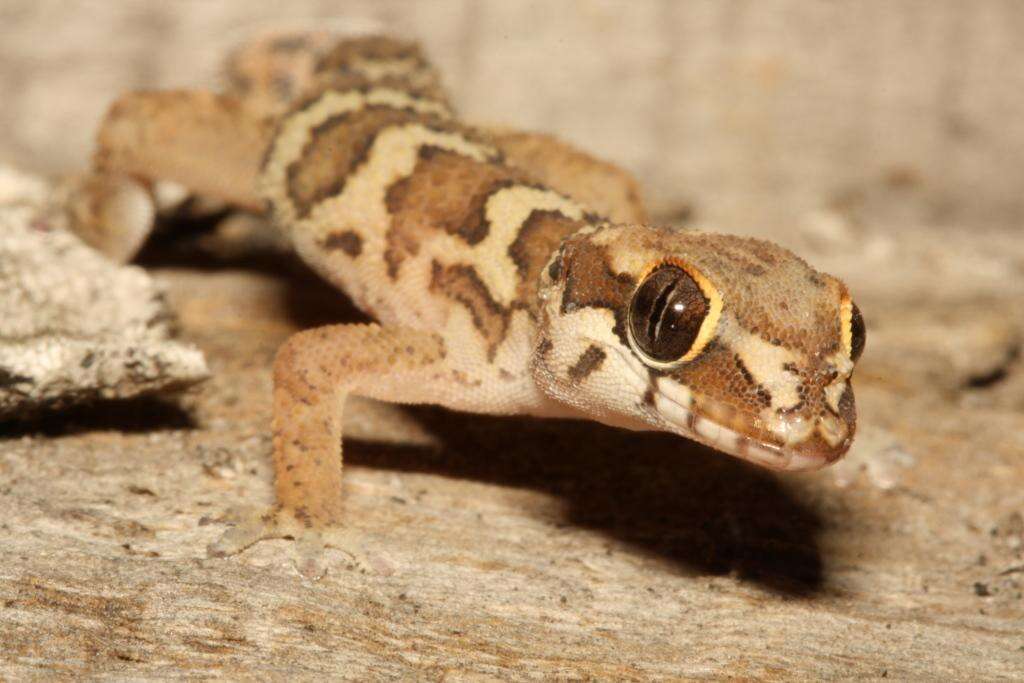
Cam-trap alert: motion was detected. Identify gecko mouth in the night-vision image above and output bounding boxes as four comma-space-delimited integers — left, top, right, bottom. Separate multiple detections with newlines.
648, 383, 849, 472
602, 341, 851, 471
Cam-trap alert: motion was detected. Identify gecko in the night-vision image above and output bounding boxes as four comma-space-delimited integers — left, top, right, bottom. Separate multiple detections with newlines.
84, 34, 865, 574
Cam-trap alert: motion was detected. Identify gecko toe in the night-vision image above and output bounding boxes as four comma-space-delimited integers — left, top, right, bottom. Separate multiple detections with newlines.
205, 504, 298, 558
205, 505, 392, 576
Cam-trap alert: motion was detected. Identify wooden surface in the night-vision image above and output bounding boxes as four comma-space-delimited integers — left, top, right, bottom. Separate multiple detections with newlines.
1, 2, 1023, 679
1, 232, 1022, 678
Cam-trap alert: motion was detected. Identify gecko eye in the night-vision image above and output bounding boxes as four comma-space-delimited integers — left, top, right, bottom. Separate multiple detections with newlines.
628, 264, 714, 366
848, 302, 865, 362
840, 295, 866, 362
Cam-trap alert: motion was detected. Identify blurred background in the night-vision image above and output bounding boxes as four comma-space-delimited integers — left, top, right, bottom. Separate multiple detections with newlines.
2, 0, 1023, 238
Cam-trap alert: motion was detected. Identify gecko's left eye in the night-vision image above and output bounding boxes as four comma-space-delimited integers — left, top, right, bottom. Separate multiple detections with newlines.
847, 301, 866, 362
627, 263, 720, 367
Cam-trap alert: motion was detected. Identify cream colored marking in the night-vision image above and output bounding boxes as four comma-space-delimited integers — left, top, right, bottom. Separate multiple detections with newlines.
569, 221, 604, 239
694, 416, 722, 444
477, 186, 584, 305
653, 392, 691, 429
829, 352, 855, 378
282, 123, 499, 329
717, 426, 741, 452
546, 307, 643, 396
433, 306, 545, 413
720, 314, 802, 410
305, 123, 497, 241
787, 451, 826, 471
695, 416, 742, 454
619, 358, 652, 397
767, 413, 815, 447
656, 377, 693, 409
596, 225, 655, 274
262, 88, 451, 221
817, 415, 848, 447
824, 380, 847, 414
492, 309, 538, 379
584, 323, 829, 471
745, 445, 787, 469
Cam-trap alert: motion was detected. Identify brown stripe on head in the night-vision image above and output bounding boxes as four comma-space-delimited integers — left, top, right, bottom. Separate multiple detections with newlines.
429, 261, 510, 360
285, 105, 455, 219
558, 234, 635, 344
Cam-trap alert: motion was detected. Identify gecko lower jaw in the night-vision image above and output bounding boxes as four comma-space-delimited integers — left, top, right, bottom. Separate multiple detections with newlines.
599, 340, 847, 471
647, 380, 849, 472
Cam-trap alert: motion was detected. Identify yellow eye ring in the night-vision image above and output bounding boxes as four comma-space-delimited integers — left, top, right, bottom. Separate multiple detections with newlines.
839, 293, 866, 362
626, 257, 724, 369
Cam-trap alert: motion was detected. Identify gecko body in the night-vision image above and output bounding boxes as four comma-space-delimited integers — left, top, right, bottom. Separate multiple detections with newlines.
90, 35, 864, 569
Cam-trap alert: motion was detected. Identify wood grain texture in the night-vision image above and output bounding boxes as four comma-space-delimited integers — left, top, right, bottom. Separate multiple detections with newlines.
1, 253, 1022, 679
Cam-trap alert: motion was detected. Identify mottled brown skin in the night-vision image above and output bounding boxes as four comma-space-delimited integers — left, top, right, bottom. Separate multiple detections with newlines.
89, 33, 864, 572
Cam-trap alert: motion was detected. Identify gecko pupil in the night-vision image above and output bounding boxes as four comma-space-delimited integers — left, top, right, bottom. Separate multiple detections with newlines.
629, 265, 709, 363
849, 302, 866, 362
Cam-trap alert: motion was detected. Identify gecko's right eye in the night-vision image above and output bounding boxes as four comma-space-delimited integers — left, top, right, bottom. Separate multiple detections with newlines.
627, 262, 721, 368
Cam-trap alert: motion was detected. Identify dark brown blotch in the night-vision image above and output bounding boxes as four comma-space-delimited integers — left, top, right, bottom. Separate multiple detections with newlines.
508, 209, 586, 307
567, 345, 607, 383
322, 230, 363, 257
383, 146, 515, 278
558, 236, 635, 345
285, 105, 456, 219
734, 354, 756, 386
536, 337, 554, 359
642, 386, 656, 407
430, 261, 510, 360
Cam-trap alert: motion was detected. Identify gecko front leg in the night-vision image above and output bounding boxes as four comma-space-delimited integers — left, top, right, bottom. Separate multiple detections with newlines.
208, 323, 447, 576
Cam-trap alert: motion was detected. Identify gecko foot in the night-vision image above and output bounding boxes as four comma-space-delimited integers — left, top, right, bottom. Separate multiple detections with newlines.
206, 505, 390, 579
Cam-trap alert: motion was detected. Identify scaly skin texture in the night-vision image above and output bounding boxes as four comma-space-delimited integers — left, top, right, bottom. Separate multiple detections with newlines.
91, 34, 864, 572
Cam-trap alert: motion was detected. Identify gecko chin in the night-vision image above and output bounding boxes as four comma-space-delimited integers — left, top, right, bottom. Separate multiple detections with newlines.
646, 382, 855, 472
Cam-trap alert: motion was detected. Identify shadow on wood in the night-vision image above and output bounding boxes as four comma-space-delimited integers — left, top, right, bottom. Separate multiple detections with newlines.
140, 234, 825, 597
349, 407, 825, 598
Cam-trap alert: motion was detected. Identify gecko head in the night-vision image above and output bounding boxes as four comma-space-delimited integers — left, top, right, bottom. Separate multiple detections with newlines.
532, 223, 864, 471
